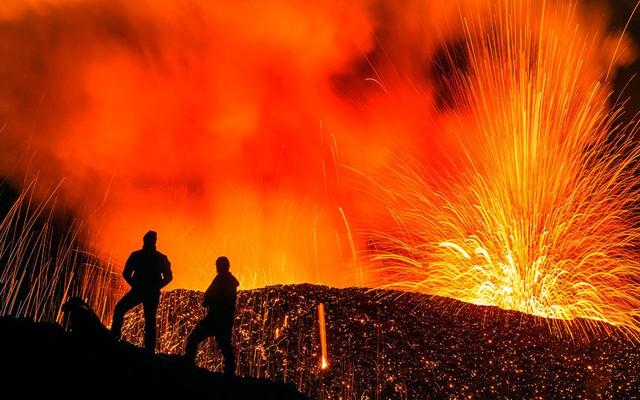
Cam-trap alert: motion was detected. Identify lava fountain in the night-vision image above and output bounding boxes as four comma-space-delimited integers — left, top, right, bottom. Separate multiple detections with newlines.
364, 0, 640, 341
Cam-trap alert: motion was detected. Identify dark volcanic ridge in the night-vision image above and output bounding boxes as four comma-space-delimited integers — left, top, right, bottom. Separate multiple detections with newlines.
1, 314, 309, 399
115, 284, 640, 399
3, 284, 639, 399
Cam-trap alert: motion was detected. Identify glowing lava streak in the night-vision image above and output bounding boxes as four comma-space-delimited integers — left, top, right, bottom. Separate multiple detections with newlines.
318, 302, 329, 369
366, 0, 640, 341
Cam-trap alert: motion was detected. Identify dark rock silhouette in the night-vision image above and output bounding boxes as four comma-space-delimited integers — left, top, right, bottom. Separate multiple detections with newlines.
1, 313, 309, 399
61, 296, 114, 342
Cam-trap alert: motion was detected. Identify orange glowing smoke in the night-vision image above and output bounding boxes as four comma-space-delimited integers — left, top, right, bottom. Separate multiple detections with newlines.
0, 0, 481, 291
364, 0, 640, 340
0, 0, 639, 329
0, 0, 381, 291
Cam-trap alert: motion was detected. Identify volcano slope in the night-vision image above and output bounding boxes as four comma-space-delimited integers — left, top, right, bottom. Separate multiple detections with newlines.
1, 313, 309, 399
113, 284, 640, 399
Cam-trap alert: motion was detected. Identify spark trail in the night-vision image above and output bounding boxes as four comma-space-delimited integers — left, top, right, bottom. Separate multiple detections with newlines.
365, 0, 640, 341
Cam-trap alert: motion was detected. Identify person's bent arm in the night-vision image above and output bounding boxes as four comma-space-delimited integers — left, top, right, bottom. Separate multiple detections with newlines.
122, 255, 135, 287
160, 259, 173, 289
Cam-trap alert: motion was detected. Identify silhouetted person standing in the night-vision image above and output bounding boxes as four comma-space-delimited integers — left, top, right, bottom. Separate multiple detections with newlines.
185, 256, 239, 376
110, 230, 172, 353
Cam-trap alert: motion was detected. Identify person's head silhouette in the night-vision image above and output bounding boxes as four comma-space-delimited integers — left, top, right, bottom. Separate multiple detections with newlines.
143, 230, 157, 248
216, 256, 230, 273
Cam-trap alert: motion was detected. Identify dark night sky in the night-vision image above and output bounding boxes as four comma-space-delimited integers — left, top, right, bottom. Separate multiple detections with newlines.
607, 0, 640, 131
606, 0, 640, 228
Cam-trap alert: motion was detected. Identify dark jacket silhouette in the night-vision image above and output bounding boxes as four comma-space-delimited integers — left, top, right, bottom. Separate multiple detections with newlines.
185, 256, 239, 376
110, 230, 172, 353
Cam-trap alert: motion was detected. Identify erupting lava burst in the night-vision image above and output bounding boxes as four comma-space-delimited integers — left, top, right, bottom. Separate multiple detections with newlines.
365, 0, 640, 340
1, 0, 640, 341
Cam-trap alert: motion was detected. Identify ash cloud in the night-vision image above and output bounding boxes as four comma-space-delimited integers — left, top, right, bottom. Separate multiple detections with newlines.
0, 0, 636, 290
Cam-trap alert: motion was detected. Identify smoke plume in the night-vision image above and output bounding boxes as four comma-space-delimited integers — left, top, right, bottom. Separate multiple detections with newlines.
0, 0, 636, 290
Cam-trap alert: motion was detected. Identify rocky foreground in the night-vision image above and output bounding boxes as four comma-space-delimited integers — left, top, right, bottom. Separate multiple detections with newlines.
4, 284, 640, 399
1, 314, 309, 399
117, 284, 640, 399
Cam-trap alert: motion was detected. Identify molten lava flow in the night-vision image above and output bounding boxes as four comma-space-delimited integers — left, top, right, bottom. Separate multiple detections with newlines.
365, 0, 640, 340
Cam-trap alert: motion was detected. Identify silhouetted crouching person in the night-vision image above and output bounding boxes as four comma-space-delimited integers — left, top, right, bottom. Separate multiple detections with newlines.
185, 256, 239, 376
110, 230, 173, 353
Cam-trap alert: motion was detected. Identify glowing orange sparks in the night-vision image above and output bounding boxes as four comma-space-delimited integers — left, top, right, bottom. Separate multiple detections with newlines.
364, 0, 640, 342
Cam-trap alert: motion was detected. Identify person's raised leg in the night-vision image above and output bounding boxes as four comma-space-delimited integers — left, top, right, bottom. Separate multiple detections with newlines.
185, 320, 211, 363
110, 290, 140, 340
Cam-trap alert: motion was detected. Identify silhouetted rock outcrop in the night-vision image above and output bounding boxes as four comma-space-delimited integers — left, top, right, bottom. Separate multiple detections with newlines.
1, 315, 309, 399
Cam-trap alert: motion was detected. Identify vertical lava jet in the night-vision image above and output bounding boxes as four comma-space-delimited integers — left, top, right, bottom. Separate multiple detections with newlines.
364, 0, 640, 340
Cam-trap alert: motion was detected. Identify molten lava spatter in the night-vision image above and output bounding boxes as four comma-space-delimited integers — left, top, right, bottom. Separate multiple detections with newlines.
364, 0, 640, 340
